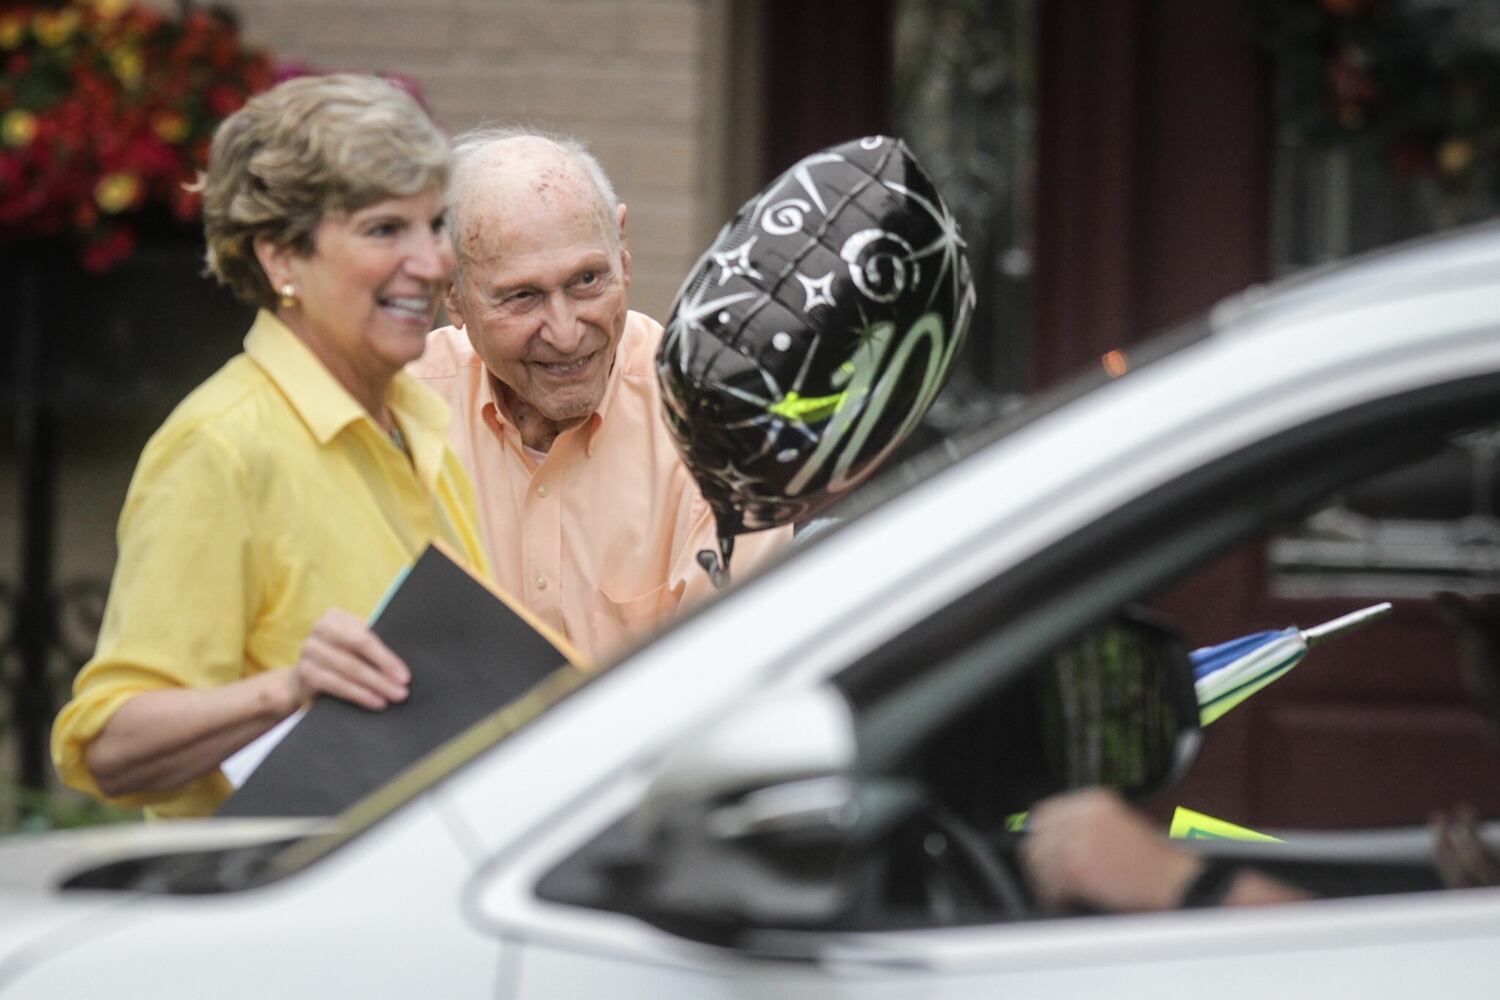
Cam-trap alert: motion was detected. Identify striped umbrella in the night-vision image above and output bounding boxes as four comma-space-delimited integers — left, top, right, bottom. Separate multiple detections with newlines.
1191, 602, 1393, 725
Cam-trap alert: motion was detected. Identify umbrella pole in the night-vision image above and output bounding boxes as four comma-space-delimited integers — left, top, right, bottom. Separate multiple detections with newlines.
1301, 602, 1393, 646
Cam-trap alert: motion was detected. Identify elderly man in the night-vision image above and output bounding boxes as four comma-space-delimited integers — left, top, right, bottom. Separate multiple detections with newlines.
410, 128, 791, 662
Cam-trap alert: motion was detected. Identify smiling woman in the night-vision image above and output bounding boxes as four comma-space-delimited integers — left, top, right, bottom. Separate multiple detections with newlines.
48, 73, 492, 820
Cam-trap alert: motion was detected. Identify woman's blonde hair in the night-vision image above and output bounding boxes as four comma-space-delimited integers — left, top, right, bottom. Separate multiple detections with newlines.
201, 73, 451, 307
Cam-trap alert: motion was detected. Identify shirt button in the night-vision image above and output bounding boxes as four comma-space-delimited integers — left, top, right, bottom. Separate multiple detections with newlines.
537, 484, 550, 497
535, 574, 548, 591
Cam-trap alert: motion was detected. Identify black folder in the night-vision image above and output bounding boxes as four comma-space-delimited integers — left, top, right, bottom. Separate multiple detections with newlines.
219, 544, 577, 818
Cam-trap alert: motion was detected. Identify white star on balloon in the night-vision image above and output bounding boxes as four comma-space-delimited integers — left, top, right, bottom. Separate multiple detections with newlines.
796, 270, 836, 312
712, 236, 764, 286
884, 180, 972, 315
702, 454, 770, 500
663, 278, 758, 374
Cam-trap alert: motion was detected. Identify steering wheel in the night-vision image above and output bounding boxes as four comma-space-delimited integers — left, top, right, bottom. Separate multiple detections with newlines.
858, 799, 1033, 925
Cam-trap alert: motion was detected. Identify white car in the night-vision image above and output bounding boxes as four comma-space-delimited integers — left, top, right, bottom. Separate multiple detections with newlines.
5, 222, 1500, 998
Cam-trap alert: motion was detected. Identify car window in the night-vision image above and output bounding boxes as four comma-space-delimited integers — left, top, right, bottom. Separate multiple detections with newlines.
872, 406, 1500, 925
883, 396, 1500, 764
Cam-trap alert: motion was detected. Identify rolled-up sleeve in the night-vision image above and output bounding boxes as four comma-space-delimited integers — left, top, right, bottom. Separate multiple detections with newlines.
51, 422, 254, 810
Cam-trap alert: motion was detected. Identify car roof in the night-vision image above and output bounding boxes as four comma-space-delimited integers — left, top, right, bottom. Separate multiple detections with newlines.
1210, 218, 1500, 337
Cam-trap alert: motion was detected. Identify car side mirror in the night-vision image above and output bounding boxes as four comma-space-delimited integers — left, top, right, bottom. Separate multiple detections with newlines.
620, 686, 928, 934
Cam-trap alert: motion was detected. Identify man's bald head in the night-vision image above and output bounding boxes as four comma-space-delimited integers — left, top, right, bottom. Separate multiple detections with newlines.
447, 127, 621, 288
441, 127, 632, 449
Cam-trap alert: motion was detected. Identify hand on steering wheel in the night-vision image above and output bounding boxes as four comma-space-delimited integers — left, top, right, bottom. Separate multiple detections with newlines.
1018, 787, 1201, 913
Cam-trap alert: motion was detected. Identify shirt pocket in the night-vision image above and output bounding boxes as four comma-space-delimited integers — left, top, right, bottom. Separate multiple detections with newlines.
591, 581, 672, 660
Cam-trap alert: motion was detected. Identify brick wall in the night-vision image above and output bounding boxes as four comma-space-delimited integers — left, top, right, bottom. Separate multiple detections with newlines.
228, 0, 735, 320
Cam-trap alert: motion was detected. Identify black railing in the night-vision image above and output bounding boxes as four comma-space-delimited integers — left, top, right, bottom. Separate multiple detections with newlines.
1, 245, 250, 801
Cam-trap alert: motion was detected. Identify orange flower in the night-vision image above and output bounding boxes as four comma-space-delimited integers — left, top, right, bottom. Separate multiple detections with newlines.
94, 171, 141, 213
91, 0, 130, 20
151, 110, 188, 144
1, 109, 37, 147
0, 15, 25, 50
1438, 138, 1476, 177
32, 10, 81, 48
110, 47, 142, 88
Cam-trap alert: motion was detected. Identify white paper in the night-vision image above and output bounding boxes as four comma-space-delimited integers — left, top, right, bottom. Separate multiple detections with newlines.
221, 707, 308, 788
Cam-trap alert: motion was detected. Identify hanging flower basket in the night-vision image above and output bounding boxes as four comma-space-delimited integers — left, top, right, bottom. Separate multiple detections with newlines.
0, 1, 274, 272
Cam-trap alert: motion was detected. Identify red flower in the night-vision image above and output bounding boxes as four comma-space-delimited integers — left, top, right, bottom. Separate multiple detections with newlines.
170, 182, 201, 222
81, 224, 136, 272
73, 199, 98, 230
204, 83, 242, 118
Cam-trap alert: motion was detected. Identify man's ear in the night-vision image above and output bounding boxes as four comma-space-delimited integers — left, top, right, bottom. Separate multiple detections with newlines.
616, 202, 632, 288
445, 280, 467, 330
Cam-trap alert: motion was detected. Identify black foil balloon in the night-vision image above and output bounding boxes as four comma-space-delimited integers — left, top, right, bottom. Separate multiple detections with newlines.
657, 136, 977, 585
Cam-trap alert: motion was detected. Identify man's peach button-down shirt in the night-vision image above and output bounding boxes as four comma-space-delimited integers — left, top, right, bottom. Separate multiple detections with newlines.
410, 312, 792, 663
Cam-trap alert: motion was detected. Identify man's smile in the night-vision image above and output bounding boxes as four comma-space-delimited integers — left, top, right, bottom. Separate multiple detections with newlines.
531, 349, 600, 379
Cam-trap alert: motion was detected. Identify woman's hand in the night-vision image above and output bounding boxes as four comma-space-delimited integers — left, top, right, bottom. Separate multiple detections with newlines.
85, 610, 411, 798
281, 608, 410, 712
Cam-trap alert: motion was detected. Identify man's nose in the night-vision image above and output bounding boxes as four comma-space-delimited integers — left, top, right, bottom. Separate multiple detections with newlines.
538, 293, 583, 353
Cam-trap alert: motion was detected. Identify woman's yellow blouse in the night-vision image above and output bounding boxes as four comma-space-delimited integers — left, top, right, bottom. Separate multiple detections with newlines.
51, 311, 490, 818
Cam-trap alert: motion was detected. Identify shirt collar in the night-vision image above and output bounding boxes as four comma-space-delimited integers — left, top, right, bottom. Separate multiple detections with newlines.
387, 370, 455, 488
481, 354, 616, 458
244, 309, 454, 486
244, 310, 367, 444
